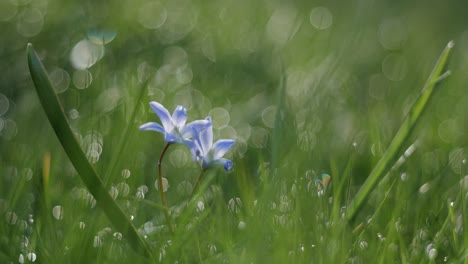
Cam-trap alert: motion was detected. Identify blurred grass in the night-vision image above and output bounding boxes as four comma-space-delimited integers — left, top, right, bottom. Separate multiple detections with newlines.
1, 0, 468, 263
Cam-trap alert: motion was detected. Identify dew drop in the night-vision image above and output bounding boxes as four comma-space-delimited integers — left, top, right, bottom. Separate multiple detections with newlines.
0, 1, 18, 22
72, 69, 93, 89
87, 29, 117, 45
359, 241, 368, 250
5, 211, 17, 225
109, 186, 119, 199
228, 197, 242, 213
93, 236, 103, 248
309, 7, 333, 30
169, 149, 188, 168
0, 93, 9, 116
117, 182, 130, 196
208, 107, 230, 129
208, 244, 217, 254
138, 1, 167, 29
194, 201, 204, 212
70, 40, 104, 70
113, 232, 122, 240
121, 169, 131, 179
52, 205, 63, 220
49, 68, 70, 94
155, 178, 169, 192
238, 221, 246, 230
27, 252, 36, 262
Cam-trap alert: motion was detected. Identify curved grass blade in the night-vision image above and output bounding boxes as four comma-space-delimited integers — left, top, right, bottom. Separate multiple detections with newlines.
346, 41, 454, 222
26, 43, 154, 260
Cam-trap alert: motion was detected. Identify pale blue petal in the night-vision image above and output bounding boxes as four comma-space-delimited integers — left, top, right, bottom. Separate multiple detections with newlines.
215, 158, 233, 171
149, 102, 173, 131
184, 139, 200, 162
212, 139, 235, 160
164, 133, 180, 143
172, 106, 187, 128
139, 122, 165, 134
199, 117, 213, 155
191, 126, 205, 156
180, 119, 211, 139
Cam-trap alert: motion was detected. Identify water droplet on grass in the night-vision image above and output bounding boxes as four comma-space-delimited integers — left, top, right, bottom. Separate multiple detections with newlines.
426, 244, 437, 260
70, 40, 104, 70
121, 169, 131, 179
0, 1, 17, 21
267, 6, 299, 45
117, 183, 130, 196
309, 7, 333, 30
419, 183, 431, 194
93, 236, 103, 248
196, 201, 205, 212
27, 252, 36, 262
49, 68, 70, 94
228, 197, 242, 213
52, 206, 63, 220
87, 30, 117, 45
359, 241, 368, 250
5, 211, 17, 225
72, 69, 92, 89
238, 221, 246, 230
109, 186, 119, 199
138, 1, 167, 29
0, 93, 9, 116
169, 149, 188, 168
16, 7, 44, 37
113, 232, 122, 240
209, 107, 230, 129
378, 18, 406, 50
155, 178, 169, 192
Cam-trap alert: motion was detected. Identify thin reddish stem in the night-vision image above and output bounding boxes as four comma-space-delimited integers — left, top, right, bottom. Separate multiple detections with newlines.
158, 142, 174, 235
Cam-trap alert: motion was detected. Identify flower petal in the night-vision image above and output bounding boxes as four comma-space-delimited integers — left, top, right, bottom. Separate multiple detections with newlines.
184, 139, 200, 162
139, 122, 165, 134
199, 117, 213, 154
164, 133, 180, 143
172, 106, 187, 128
214, 158, 234, 171
149, 102, 173, 131
212, 139, 235, 160
180, 119, 211, 139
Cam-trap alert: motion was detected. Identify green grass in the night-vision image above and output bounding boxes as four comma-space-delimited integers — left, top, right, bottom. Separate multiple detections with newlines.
1, 1, 468, 263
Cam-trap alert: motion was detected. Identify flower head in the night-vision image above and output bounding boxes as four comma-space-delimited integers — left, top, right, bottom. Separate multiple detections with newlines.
140, 102, 210, 143
186, 117, 235, 171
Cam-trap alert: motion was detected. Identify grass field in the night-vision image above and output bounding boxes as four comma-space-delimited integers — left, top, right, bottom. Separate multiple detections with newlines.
1, 0, 468, 263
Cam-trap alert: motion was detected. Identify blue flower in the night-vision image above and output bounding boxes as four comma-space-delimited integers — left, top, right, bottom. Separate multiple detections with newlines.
140, 102, 210, 143
186, 117, 235, 171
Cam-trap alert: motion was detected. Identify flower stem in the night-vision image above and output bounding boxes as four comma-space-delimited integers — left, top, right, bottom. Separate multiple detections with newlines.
158, 143, 174, 235
190, 170, 205, 198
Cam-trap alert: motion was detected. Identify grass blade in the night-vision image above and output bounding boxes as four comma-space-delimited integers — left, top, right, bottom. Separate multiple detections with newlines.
346, 41, 454, 221
26, 43, 154, 260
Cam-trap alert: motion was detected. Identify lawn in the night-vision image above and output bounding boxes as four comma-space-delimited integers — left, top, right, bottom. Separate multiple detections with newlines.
1, 0, 468, 263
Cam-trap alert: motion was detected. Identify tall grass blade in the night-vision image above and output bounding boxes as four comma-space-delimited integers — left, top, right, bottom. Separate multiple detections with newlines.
26, 43, 154, 260
346, 41, 454, 221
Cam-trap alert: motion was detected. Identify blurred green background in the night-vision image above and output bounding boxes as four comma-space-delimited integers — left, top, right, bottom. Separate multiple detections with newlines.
1, 0, 468, 263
